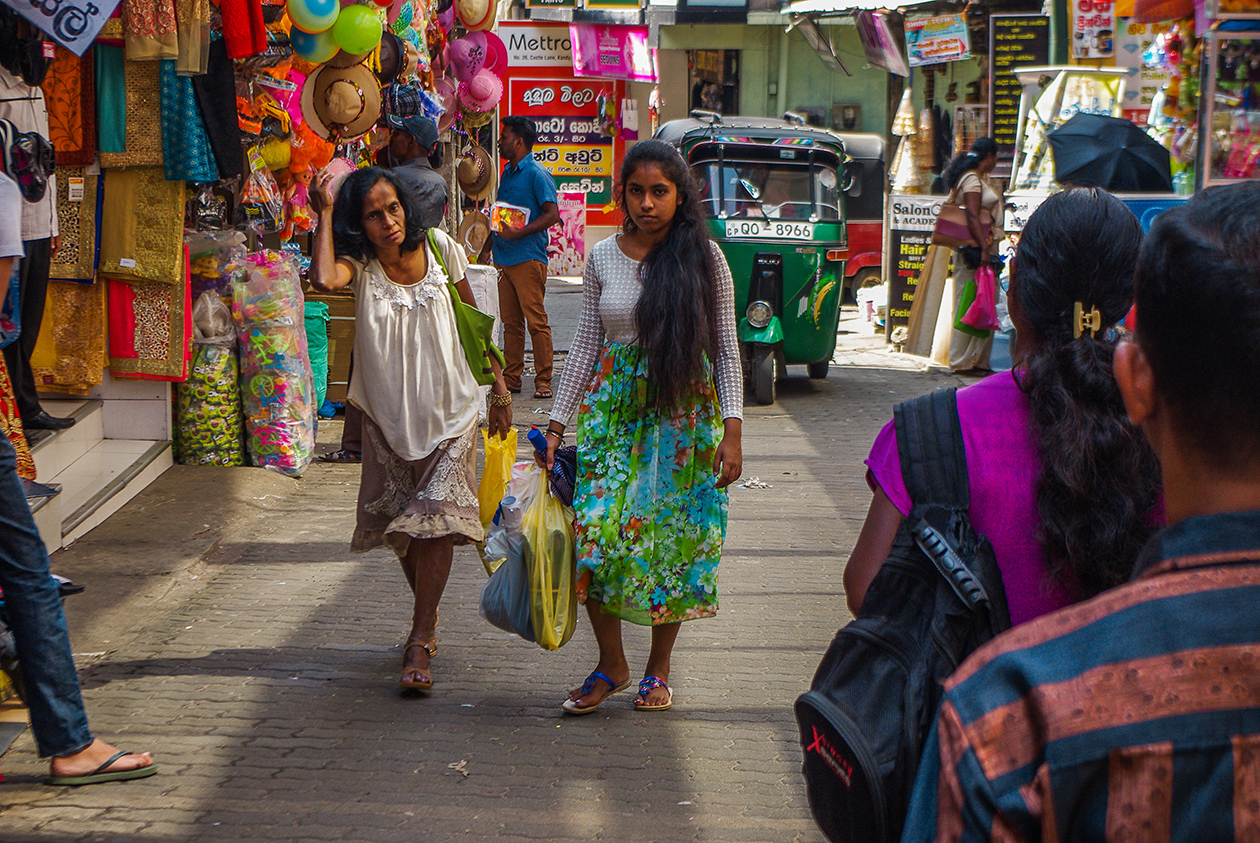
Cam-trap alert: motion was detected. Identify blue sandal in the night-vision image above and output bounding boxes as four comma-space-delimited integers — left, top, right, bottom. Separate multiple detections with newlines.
561, 670, 631, 715
633, 675, 673, 712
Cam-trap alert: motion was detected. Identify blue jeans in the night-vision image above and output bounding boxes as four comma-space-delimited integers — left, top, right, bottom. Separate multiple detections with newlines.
0, 433, 93, 757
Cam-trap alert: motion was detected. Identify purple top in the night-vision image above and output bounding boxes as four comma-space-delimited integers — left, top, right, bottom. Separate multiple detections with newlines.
864, 371, 1077, 627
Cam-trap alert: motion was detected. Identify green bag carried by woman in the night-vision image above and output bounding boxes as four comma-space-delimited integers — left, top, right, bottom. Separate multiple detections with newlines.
428, 229, 505, 385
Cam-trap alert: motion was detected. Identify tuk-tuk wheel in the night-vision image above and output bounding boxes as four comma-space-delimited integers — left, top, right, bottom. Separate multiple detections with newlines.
752, 346, 776, 405
807, 360, 830, 380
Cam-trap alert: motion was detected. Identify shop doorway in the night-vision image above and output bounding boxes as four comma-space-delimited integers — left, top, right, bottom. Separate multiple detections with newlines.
689, 49, 740, 115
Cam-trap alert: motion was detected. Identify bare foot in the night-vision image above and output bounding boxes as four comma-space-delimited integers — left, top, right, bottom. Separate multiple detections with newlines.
50, 739, 154, 778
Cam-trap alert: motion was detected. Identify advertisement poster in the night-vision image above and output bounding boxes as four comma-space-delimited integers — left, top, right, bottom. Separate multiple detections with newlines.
1072, 0, 1116, 59
905, 15, 972, 67
570, 24, 658, 82
855, 12, 910, 77
1115, 19, 1174, 124
548, 193, 587, 275
989, 14, 1050, 173
884, 194, 939, 332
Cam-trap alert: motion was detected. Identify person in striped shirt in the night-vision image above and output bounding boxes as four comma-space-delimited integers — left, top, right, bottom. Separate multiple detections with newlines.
900, 181, 1260, 843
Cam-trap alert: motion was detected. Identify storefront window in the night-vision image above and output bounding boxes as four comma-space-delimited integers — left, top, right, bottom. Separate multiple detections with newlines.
1204, 33, 1260, 184
693, 161, 840, 220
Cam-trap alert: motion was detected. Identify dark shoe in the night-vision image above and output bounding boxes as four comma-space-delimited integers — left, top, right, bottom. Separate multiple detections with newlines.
24, 411, 76, 431
316, 449, 361, 464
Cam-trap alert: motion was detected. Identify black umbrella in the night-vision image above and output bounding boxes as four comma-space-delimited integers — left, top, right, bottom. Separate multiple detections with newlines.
1047, 114, 1173, 192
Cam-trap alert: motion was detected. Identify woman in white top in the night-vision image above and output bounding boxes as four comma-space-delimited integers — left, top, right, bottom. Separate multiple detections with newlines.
309, 167, 512, 692
540, 140, 743, 714
941, 137, 1003, 372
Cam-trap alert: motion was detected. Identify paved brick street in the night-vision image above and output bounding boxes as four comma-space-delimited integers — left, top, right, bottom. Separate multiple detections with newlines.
0, 305, 961, 842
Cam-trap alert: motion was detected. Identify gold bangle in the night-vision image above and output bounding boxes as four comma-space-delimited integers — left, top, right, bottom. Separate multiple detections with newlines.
488, 392, 513, 407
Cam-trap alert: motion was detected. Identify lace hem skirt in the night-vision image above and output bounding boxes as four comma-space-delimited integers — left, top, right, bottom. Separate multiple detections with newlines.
351, 415, 483, 558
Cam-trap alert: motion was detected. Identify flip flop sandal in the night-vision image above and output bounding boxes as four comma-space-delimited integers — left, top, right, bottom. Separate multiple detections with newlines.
317, 449, 362, 464
561, 670, 631, 715
400, 641, 435, 691
533, 388, 553, 399
47, 751, 158, 786
633, 675, 673, 712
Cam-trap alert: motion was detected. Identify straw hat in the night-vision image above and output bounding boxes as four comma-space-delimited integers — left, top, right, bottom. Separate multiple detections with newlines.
435, 75, 458, 132
457, 146, 495, 200
456, 0, 494, 31
301, 64, 383, 141
457, 68, 502, 113
456, 210, 491, 255
326, 48, 370, 68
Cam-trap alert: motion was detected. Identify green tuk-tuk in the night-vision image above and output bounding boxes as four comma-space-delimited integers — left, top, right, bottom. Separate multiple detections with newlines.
654, 112, 849, 404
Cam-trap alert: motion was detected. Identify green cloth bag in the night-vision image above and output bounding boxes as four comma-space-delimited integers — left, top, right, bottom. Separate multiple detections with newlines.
303, 301, 330, 409
427, 230, 505, 386
953, 277, 991, 339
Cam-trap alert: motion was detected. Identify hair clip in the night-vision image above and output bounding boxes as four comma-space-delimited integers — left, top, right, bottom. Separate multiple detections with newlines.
1073, 301, 1102, 339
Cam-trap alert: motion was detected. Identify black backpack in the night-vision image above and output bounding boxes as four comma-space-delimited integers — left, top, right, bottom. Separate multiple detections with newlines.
794, 388, 1011, 843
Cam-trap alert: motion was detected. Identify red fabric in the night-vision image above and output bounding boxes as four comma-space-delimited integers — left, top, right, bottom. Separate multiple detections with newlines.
107, 279, 138, 359
220, 0, 267, 59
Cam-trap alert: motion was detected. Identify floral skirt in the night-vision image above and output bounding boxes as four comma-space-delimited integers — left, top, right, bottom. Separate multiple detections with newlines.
575, 343, 727, 626
0, 354, 34, 481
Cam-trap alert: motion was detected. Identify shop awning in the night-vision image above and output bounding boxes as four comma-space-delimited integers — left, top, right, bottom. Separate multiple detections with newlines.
782, 0, 939, 16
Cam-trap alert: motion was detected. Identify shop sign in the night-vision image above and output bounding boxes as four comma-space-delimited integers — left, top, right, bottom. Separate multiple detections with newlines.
1072, 0, 1116, 59
511, 79, 606, 117
884, 194, 939, 330
502, 23, 573, 66
528, 0, 576, 8
586, 0, 640, 9
533, 115, 613, 146
570, 24, 658, 82
1115, 19, 1173, 125
508, 76, 613, 215
532, 144, 613, 176
989, 14, 1050, 170
1, 0, 122, 56
548, 192, 587, 275
905, 15, 971, 67
855, 11, 910, 77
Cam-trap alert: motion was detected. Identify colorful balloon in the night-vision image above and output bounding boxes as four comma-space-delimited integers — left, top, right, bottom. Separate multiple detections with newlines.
332, 5, 384, 55
290, 27, 340, 63
287, 0, 339, 33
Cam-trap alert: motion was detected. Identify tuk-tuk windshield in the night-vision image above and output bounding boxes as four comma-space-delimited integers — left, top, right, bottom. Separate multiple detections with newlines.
694, 161, 841, 222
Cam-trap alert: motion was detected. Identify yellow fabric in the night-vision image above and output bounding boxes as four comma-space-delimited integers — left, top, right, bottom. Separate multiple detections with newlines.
99, 168, 186, 284
49, 169, 98, 282
30, 279, 106, 395
0, 354, 35, 481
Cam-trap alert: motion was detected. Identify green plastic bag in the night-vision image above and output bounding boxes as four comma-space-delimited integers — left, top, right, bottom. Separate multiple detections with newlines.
303, 301, 330, 409
521, 471, 577, 650
953, 277, 991, 339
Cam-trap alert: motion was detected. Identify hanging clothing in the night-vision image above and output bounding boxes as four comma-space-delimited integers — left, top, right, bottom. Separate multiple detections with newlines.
159, 60, 218, 182
95, 45, 127, 154
99, 168, 186, 284
175, 0, 211, 75
121, 0, 178, 61
0, 354, 34, 481
107, 247, 191, 381
30, 279, 106, 395
97, 59, 163, 169
218, 0, 266, 59
40, 46, 96, 168
191, 39, 244, 178
48, 169, 101, 283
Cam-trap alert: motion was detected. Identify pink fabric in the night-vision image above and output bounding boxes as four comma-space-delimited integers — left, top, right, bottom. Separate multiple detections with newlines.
864, 371, 1077, 627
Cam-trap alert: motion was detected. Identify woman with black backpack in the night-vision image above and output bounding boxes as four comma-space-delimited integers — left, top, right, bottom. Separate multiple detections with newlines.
845, 188, 1164, 626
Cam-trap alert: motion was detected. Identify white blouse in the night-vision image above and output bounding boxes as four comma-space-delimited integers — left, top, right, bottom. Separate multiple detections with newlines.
346, 228, 480, 461
550, 235, 743, 425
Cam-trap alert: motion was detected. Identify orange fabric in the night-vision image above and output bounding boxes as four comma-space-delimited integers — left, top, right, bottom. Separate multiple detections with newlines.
0, 354, 35, 481
40, 46, 96, 168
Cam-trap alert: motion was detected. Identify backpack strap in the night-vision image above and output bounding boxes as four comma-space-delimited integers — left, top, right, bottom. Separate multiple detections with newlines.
893, 388, 969, 510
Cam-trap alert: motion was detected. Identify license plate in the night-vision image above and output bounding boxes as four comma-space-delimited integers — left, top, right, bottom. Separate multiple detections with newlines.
724, 220, 814, 241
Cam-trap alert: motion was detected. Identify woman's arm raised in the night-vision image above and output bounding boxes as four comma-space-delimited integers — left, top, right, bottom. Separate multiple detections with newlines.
308, 169, 355, 292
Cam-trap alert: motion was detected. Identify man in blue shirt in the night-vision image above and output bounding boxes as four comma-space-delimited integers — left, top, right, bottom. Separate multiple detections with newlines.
487, 116, 559, 398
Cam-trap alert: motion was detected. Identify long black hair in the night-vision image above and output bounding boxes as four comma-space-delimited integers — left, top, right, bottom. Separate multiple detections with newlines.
331, 167, 427, 261
942, 136, 998, 191
616, 139, 720, 407
1013, 187, 1161, 596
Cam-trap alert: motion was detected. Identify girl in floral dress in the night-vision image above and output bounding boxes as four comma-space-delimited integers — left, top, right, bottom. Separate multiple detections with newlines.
541, 140, 743, 714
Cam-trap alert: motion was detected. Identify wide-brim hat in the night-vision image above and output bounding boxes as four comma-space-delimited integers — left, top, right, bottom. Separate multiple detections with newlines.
457, 145, 495, 200
457, 69, 502, 114
327, 48, 370, 68
482, 31, 506, 77
449, 31, 486, 82
456, 210, 491, 255
401, 40, 420, 78
435, 75, 458, 132
456, 0, 493, 31
301, 63, 383, 142
376, 31, 404, 83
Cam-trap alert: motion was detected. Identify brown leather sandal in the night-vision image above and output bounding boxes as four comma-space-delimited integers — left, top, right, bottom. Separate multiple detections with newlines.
400, 641, 436, 691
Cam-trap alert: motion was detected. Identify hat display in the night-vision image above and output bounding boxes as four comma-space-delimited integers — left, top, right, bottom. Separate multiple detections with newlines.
482, 31, 506, 77
457, 146, 495, 200
382, 81, 423, 118
456, 210, 491, 255
457, 69, 502, 114
449, 31, 486, 82
401, 40, 420, 78
435, 75, 458, 132
456, 0, 494, 31
300, 63, 383, 141
326, 47, 370, 68
376, 31, 404, 83
387, 114, 440, 151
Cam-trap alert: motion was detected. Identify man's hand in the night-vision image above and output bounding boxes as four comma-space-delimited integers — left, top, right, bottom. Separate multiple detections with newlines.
50, 235, 61, 257
496, 226, 523, 241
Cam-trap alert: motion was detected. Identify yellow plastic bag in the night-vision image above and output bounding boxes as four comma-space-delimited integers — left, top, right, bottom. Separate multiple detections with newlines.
479, 427, 517, 528
521, 470, 577, 650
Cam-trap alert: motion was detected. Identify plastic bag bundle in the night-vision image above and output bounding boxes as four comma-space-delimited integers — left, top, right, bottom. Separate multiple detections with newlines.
232, 251, 316, 478
186, 230, 247, 300
479, 462, 542, 639
522, 471, 577, 650
479, 428, 517, 527
175, 292, 245, 466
